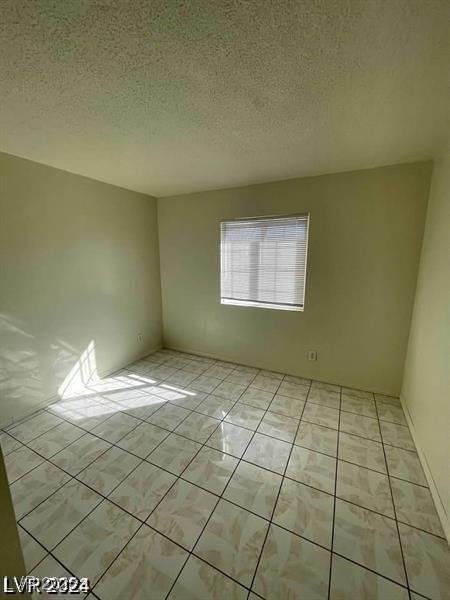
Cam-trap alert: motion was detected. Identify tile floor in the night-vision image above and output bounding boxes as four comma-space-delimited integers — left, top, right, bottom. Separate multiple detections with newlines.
2, 349, 449, 599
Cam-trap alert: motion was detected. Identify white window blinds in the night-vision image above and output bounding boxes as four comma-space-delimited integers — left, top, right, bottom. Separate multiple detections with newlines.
220, 214, 309, 311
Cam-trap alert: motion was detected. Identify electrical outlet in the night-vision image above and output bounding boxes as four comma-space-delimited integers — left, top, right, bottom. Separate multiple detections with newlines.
137, 334, 143, 343
307, 350, 317, 361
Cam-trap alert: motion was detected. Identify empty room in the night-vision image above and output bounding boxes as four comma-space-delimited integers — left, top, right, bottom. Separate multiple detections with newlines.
0, 1, 449, 599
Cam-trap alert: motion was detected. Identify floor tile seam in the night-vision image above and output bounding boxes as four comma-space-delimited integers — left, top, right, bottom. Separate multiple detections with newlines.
14, 413, 160, 521
5, 418, 67, 446
327, 384, 342, 600
7, 356, 429, 598
374, 395, 411, 591
20, 497, 422, 600
9, 382, 439, 540
245, 378, 312, 598
180, 372, 289, 599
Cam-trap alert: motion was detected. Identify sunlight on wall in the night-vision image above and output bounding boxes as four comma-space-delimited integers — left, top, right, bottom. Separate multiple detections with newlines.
57, 340, 98, 399
0, 313, 46, 413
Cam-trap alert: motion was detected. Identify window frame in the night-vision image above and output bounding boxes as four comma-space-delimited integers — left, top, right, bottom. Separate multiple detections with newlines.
219, 213, 310, 312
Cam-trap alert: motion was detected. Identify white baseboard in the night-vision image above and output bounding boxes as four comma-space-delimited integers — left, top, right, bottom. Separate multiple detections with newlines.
0, 345, 162, 430
94, 344, 162, 380
0, 393, 61, 430
164, 344, 396, 397
401, 395, 450, 545
164, 344, 269, 371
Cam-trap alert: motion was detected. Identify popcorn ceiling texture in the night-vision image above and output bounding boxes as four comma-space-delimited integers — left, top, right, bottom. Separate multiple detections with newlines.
0, 0, 449, 196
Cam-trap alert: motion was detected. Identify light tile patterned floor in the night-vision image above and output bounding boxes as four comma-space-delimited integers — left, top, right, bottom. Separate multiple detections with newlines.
2, 349, 449, 599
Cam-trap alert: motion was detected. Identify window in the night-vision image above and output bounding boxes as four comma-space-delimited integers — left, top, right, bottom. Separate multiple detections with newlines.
220, 214, 309, 311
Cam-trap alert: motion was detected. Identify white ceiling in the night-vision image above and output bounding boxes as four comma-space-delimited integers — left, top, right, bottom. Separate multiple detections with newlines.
1, 1, 449, 197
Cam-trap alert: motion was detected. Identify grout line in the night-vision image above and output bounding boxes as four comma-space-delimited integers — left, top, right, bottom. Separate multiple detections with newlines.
19, 390, 211, 590
245, 377, 312, 599
164, 373, 277, 597
89, 520, 149, 594
24, 496, 141, 592
165, 371, 290, 598
7, 396, 429, 491
330, 551, 412, 593
22, 524, 90, 584
4, 351, 439, 599
21, 475, 415, 599
6, 392, 444, 545
16, 356, 247, 596
14, 407, 160, 522
90, 359, 257, 598
374, 394, 412, 597
7, 378, 443, 544
4, 407, 56, 432
6, 417, 69, 446
327, 382, 342, 599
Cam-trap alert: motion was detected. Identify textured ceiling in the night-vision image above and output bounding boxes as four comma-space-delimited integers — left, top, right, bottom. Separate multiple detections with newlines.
1, 1, 449, 197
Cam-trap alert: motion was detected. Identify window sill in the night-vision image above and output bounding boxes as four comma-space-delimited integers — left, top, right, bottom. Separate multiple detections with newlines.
221, 298, 304, 312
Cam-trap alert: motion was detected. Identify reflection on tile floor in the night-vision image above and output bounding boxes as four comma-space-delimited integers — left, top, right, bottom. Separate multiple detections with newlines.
2, 349, 448, 599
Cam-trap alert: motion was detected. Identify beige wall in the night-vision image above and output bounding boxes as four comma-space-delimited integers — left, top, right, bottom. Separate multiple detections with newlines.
0, 152, 162, 425
158, 162, 431, 396
401, 154, 450, 539
0, 447, 27, 579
